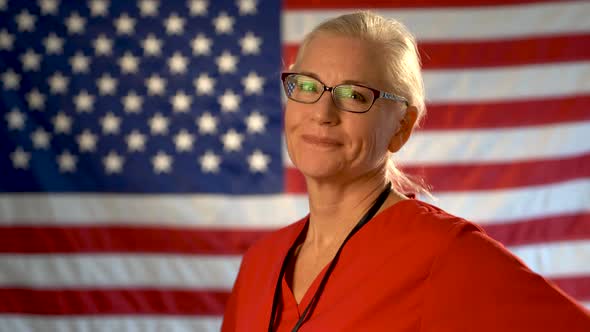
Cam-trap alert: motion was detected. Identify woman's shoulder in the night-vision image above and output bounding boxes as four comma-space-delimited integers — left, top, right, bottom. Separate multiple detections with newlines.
379, 198, 485, 246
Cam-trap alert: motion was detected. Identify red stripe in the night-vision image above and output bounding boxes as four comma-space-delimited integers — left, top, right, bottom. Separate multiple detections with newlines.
483, 213, 590, 247
0, 226, 266, 254
283, 34, 590, 69
402, 154, 590, 192
3, 213, 586, 254
286, 153, 590, 193
0, 277, 587, 315
0, 288, 228, 315
422, 95, 590, 130
551, 276, 590, 302
419, 34, 590, 69
284, 0, 563, 9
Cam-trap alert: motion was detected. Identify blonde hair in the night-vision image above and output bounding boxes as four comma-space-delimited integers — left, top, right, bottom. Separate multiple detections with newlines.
292, 11, 431, 197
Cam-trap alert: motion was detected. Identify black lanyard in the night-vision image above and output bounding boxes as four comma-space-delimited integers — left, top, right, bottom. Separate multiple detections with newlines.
268, 182, 392, 332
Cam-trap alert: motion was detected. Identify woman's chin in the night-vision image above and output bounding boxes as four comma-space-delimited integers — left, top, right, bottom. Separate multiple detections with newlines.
295, 160, 345, 181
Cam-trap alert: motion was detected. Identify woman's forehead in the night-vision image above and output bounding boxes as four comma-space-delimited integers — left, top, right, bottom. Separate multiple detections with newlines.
296, 34, 390, 88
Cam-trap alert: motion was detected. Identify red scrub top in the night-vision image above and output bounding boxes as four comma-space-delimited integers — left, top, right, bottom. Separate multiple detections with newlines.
222, 199, 590, 331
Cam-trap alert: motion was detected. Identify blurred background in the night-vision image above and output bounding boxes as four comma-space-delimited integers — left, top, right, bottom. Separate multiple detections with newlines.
0, 0, 588, 331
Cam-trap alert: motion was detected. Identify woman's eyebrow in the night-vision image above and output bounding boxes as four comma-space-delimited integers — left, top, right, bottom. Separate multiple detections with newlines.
298, 71, 370, 86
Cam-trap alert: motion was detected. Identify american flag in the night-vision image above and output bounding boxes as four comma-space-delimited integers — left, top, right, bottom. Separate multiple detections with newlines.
0, 0, 588, 331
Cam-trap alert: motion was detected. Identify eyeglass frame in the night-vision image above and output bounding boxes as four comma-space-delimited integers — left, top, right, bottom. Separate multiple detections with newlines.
281, 72, 409, 114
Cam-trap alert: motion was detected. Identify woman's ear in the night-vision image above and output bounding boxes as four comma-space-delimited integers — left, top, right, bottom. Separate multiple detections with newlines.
388, 106, 418, 153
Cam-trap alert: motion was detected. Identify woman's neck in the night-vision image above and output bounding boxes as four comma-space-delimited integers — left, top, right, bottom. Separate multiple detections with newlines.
303, 168, 402, 251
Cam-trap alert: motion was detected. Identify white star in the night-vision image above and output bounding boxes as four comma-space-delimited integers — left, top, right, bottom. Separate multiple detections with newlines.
103, 150, 124, 174
191, 33, 212, 56
10, 147, 31, 169
69, 52, 90, 73
57, 150, 77, 173
73, 90, 95, 113
38, 0, 60, 15
93, 34, 113, 56
242, 71, 264, 95
237, 0, 257, 15
168, 52, 188, 74
1, 69, 20, 90
20, 49, 42, 71
188, 0, 208, 16
171, 90, 192, 113
43, 33, 64, 54
145, 74, 166, 96
221, 129, 244, 152
65, 12, 86, 34
26, 89, 46, 111
142, 34, 163, 56
194, 73, 215, 95
199, 151, 221, 173
47, 71, 69, 94
118, 51, 140, 74
126, 129, 147, 152
149, 112, 169, 135
31, 127, 51, 149
138, 0, 158, 17
122, 90, 143, 113
196, 112, 217, 134
114, 13, 136, 35
152, 151, 172, 174
174, 129, 194, 152
248, 149, 270, 172
100, 112, 121, 134
15, 10, 36, 32
5, 108, 26, 130
52, 111, 72, 134
218, 89, 241, 112
213, 12, 234, 34
245, 111, 267, 134
0, 29, 14, 50
215, 50, 238, 73
97, 73, 117, 95
164, 13, 185, 35
89, 0, 109, 17
77, 129, 98, 152
240, 31, 261, 55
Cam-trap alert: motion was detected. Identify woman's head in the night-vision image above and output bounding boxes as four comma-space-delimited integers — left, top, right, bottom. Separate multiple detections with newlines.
293, 11, 425, 120
283, 11, 429, 195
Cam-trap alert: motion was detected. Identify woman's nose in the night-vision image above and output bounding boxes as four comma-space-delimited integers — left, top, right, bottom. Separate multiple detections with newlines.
312, 91, 340, 126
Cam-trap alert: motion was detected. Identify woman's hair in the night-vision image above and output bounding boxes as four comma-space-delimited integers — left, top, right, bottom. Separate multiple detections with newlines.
292, 11, 431, 197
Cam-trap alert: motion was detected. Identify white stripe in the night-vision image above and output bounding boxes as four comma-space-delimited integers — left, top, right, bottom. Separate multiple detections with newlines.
283, 2, 590, 42
283, 121, 590, 166
398, 120, 590, 164
0, 194, 309, 228
0, 241, 588, 288
2, 179, 590, 227
424, 179, 590, 224
0, 255, 240, 289
509, 241, 590, 278
423, 62, 590, 103
0, 316, 221, 332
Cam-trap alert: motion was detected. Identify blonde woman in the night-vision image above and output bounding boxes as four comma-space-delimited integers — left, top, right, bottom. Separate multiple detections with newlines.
222, 11, 590, 332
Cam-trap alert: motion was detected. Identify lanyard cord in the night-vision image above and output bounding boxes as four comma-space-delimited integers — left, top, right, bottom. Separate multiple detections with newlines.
268, 182, 392, 332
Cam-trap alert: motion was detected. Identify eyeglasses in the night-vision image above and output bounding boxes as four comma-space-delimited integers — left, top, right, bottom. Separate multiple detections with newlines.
281, 72, 409, 114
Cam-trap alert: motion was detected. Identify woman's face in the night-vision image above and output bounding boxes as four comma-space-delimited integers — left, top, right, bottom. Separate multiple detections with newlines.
284, 33, 408, 182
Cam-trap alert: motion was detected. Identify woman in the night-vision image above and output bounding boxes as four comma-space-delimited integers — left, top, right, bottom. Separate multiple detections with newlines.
222, 12, 590, 331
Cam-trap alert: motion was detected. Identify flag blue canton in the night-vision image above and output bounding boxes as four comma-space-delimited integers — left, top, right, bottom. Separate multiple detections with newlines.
0, 0, 283, 194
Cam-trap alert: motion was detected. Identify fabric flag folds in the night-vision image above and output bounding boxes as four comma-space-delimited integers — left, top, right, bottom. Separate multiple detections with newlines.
0, 0, 589, 331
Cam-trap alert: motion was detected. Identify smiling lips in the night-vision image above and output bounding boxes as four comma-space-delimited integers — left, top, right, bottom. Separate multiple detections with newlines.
301, 134, 343, 148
